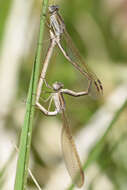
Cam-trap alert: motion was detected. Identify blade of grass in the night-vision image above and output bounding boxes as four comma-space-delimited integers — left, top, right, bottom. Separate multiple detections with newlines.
14, 1, 49, 190
0, 0, 12, 48
83, 99, 127, 170
68, 98, 127, 190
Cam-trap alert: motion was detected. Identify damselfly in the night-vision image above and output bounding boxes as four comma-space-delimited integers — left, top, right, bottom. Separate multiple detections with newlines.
36, 5, 103, 104
48, 5, 103, 95
36, 80, 91, 187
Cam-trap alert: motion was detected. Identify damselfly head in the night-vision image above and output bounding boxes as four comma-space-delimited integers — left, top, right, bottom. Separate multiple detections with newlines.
48, 5, 59, 14
52, 82, 64, 91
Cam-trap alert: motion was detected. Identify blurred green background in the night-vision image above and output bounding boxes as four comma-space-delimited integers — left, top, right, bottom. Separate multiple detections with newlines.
0, 0, 127, 189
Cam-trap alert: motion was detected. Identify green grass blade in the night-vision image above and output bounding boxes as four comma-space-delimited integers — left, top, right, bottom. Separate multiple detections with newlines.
0, 0, 12, 49
83, 99, 127, 170
68, 99, 127, 190
14, 1, 49, 190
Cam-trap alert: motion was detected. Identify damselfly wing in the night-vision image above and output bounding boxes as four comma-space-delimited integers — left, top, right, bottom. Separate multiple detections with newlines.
61, 109, 84, 187
63, 29, 103, 93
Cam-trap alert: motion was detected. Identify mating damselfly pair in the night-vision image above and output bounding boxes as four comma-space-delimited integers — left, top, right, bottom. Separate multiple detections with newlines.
35, 5, 103, 188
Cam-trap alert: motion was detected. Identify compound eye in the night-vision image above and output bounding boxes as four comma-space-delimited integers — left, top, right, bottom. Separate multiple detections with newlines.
53, 82, 63, 91
48, 5, 59, 13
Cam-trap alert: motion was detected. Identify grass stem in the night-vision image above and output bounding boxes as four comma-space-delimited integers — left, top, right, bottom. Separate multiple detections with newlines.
14, 1, 49, 189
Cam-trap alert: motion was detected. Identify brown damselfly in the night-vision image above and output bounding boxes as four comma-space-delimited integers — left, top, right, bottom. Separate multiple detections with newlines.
36, 5, 103, 105
36, 80, 92, 187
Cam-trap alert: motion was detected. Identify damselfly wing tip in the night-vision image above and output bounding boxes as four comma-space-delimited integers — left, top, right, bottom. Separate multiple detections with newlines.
61, 120, 85, 188
74, 170, 84, 188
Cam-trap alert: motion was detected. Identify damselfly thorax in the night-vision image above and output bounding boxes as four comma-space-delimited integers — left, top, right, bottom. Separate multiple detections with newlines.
48, 5, 65, 38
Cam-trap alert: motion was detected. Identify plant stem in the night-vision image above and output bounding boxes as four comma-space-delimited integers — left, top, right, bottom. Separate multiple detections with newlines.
68, 98, 127, 190
14, 1, 49, 189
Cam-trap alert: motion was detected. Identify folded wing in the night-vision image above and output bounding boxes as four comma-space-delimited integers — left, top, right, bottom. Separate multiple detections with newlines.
61, 110, 84, 187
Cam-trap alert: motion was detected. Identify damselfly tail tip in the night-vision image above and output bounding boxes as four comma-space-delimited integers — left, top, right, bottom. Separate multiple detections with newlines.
97, 79, 103, 95
94, 79, 103, 95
